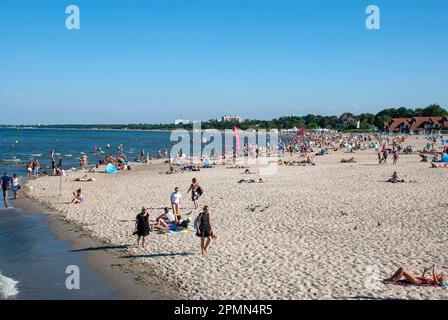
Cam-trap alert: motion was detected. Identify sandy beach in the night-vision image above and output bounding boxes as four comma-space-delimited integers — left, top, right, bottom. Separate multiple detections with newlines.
19, 136, 448, 300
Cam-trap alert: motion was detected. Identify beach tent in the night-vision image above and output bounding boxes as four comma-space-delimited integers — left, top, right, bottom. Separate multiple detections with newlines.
443, 154, 448, 163
105, 163, 117, 174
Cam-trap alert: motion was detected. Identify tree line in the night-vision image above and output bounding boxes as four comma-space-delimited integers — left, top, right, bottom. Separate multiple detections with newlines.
2, 104, 446, 132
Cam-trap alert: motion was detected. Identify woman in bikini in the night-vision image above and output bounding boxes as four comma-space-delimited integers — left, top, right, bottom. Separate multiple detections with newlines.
384, 265, 448, 286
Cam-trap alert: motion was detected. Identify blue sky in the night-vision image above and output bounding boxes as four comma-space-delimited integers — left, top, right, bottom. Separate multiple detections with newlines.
0, 0, 447, 124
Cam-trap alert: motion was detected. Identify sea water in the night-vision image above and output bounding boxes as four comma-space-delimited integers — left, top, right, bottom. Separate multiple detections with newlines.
0, 128, 173, 176
0, 206, 121, 300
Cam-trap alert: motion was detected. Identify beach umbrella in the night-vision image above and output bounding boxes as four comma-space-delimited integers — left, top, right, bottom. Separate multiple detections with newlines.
105, 163, 117, 174
443, 154, 448, 163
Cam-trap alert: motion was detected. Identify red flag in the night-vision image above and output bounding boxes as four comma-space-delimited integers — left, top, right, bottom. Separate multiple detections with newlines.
233, 125, 240, 152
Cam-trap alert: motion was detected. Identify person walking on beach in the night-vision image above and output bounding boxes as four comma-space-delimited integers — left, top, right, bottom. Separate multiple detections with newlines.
195, 205, 214, 255
135, 207, 150, 247
170, 187, 182, 222
187, 178, 203, 210
2, 172, 12, 208
11, 174, 21, 199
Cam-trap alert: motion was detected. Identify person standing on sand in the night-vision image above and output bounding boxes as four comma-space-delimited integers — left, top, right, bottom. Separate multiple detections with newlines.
383, 149, 388, 165
377, 151, 383, 165
170, 187, 182, 222
2, 172, 11, 208
195, 206, 214, 255
11, 174, 20, 199
52, 158, 57, 175
32, 160, 38, 176
135, 207, 150, 247
187, 178, 203, 209
26, 162, 32, 178
393, 150, 399, 165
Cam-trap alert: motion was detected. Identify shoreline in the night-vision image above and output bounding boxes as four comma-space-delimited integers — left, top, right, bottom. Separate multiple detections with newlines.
11, 195, 186, 300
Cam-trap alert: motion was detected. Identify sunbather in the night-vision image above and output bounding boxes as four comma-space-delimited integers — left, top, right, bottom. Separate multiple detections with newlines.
384, 265, 448, 287
387, 171, 405, 183
75, 174, 95, 182
431, 162, 448, 168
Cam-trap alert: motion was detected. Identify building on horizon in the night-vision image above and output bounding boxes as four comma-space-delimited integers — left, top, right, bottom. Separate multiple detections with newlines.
336, 113, 357, 128
385, 116, 448, 133
222, 115, 242, 123
174, 119, 191, 125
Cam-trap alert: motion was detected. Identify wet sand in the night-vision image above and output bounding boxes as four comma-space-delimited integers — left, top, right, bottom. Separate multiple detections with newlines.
12, 197, 185, 300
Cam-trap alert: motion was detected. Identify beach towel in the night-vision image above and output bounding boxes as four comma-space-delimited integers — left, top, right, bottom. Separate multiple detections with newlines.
168, 224, 196, 234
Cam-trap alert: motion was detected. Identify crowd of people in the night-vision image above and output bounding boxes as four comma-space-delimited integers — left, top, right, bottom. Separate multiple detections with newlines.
6, 132, 448, 263
130, 177, 214, 255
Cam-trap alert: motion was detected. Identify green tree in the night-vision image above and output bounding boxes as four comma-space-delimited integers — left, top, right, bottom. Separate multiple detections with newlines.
421, 104, 447, 117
